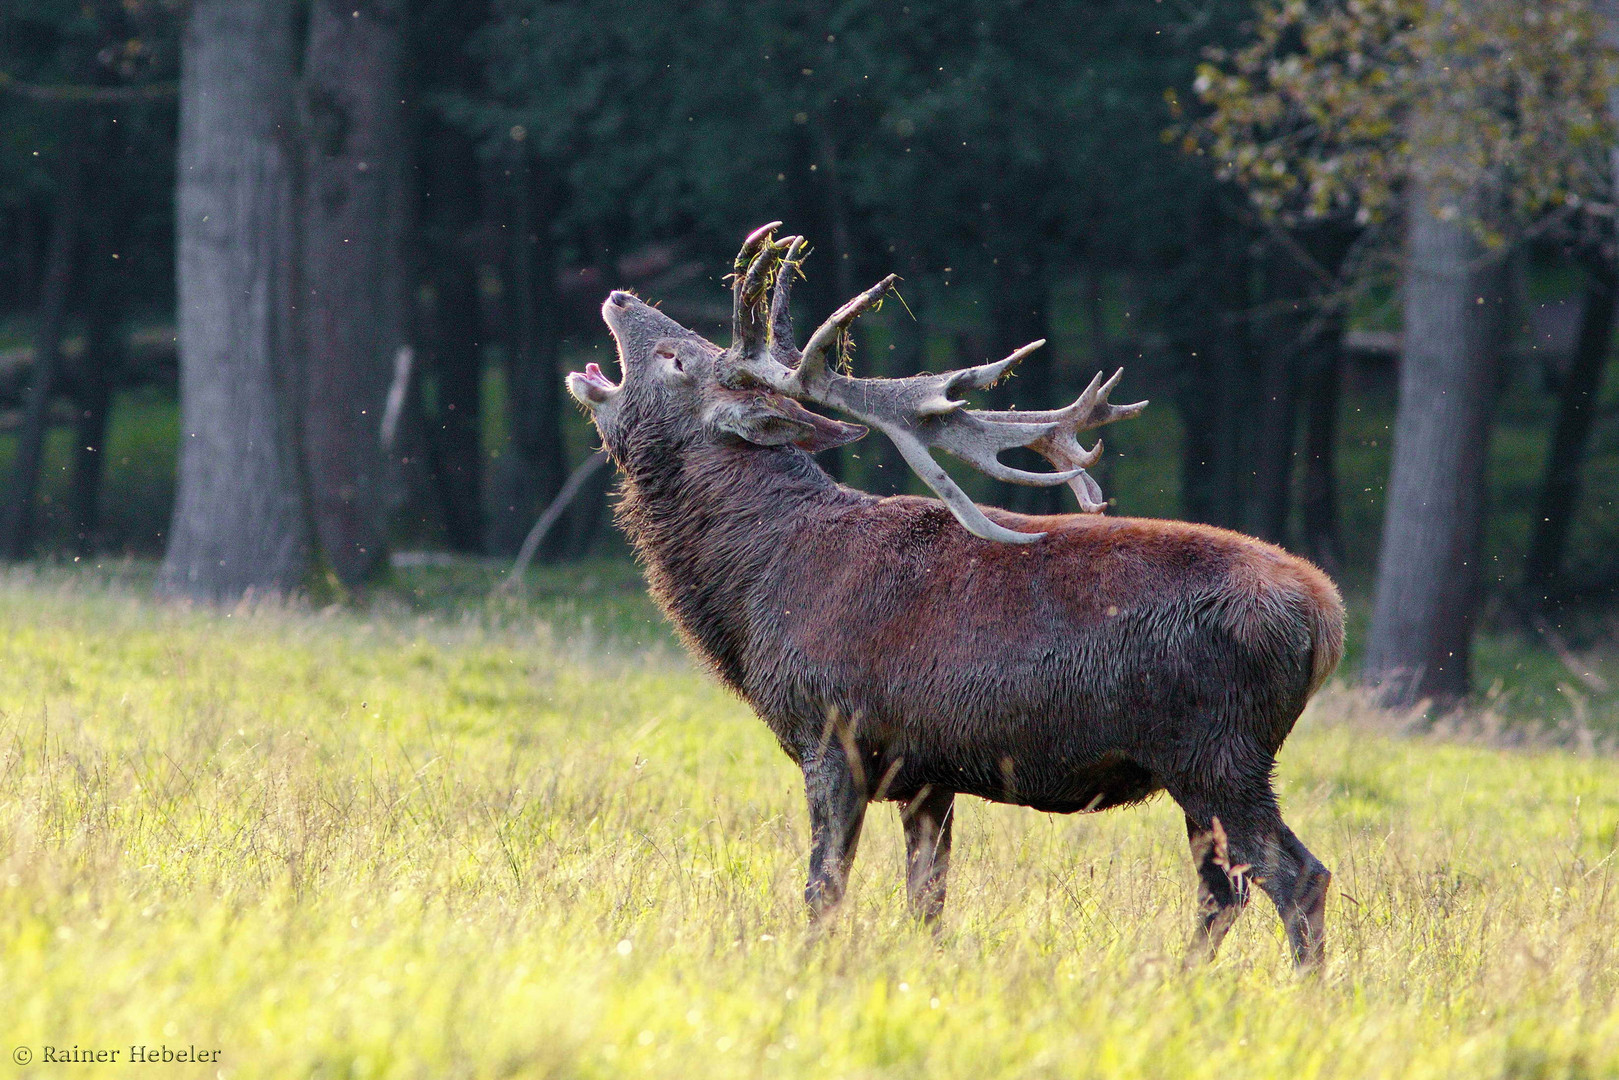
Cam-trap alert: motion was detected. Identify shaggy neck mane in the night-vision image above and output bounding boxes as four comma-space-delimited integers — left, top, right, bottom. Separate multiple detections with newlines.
617, 440, 859, 688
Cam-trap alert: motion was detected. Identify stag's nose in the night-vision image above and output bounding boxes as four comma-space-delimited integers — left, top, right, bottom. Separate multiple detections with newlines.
607, 290, 635, 308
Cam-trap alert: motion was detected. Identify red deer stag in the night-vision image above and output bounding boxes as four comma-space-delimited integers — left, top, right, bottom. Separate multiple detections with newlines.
566, 224, 1344, 967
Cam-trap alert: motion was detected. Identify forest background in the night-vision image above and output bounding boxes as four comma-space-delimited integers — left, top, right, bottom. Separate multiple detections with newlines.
4, 0, 1619, 719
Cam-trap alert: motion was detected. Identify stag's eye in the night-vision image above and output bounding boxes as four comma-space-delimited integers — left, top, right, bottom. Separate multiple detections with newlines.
655, 344, 684, 373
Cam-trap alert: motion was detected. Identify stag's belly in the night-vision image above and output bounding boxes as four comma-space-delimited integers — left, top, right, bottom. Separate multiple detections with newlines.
867, 672, 1178, 812
751, 601, 1305, 807
752, 636, 1198, 811
884, 746, 1161, 814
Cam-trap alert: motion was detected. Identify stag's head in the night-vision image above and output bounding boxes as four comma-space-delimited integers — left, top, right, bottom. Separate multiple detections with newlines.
568, 223, 1147, 543
567, 246, 866, 468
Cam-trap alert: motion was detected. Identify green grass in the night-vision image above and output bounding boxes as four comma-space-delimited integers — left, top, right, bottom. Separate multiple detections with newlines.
3, 568, 1619, 1078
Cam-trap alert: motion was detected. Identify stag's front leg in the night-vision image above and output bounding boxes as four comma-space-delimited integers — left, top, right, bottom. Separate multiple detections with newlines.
901, 785, 954, 923
802, 744, 868, 921
1259, 824, 1331, 969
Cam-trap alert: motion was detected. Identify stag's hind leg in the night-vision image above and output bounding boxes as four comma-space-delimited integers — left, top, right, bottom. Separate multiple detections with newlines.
900, 786, 954, 922
1261, 824, 1330, 968
1178, 779, 1330, 969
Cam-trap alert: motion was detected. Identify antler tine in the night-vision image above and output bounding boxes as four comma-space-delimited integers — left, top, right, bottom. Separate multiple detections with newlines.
735, 220, 782, 268
730, 222, 784, 357
769, 235, 807, 362
923, 413, 1087, 486
974, 369, 1143, 426
1086, 367, 1150, 428
793, 273, 900, 393
877, 423, 1060, 545
938, 339, 1045, 403
971, 367, 1148, 513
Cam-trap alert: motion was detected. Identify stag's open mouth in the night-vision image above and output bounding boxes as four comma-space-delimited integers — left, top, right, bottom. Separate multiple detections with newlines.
581, 362, 617, 390
567, 361, 620, 406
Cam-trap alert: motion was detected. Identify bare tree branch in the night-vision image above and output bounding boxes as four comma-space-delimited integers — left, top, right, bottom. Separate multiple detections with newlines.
0, 71, 178, 105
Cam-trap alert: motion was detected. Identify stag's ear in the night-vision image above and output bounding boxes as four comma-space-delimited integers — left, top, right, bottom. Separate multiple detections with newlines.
709, 393, 867, 452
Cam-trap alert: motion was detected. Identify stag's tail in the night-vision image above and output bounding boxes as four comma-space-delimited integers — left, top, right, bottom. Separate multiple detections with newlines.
1205, 541, 1346, 704
1299, 563, 1345, 698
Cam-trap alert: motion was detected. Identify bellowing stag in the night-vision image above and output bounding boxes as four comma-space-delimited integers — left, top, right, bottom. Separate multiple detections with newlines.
567, 224, 1344, 967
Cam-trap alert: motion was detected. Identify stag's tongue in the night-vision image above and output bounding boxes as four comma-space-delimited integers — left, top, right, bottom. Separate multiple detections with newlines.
578, 362, 616, 389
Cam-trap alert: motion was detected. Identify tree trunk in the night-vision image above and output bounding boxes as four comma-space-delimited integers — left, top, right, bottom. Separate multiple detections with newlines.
0, 133, 82, 561
158, 0, 309, 601
1176, 204, 1253, 530
421, 259, 486, 552
1299, 327, 1347, 574
70, 356, 113, 557
69, 91, 134, 559
488, 153, 568, 557
298, 0, 408, 585
72, 227, 124, 556
1363, 180, 1509, 706
1248, 248, 1306, 545
1522, 264, 1616, 602
413, 88, 486, 553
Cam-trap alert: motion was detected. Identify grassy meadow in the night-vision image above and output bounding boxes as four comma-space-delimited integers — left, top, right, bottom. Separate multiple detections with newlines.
2, 563, 1619, 1079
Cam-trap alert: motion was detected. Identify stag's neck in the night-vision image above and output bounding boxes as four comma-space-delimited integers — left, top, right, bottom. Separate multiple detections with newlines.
618, 443, 862, 688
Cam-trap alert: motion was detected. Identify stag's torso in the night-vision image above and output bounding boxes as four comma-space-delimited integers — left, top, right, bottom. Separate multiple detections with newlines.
624, 446, 1342, 813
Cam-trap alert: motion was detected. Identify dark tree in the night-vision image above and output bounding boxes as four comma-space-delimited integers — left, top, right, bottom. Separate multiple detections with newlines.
297, 0, 410, 585
0, 123, 81, 560
1248, 244, 1308, 545
71, 172, 127, 556
487, 153, 569, 556
1522, 261, 1616, 602
1522, 0, 1619, 603
1299, 328, 1348, 574
1168, 196, 1256, 531
1248, 226, 1356, 556
409, 0, 490, 554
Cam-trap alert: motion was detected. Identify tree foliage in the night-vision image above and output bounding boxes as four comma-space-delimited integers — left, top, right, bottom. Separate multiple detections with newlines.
445, 1, 1241, 279
0, 0, 181, 313
1193, 0, 1617, 246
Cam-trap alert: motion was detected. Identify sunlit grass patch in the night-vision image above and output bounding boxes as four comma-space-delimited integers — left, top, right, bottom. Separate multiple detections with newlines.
1, 571, 1618, 1077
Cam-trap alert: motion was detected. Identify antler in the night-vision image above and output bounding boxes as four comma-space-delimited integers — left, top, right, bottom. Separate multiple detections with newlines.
719, 226, 1147, 544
